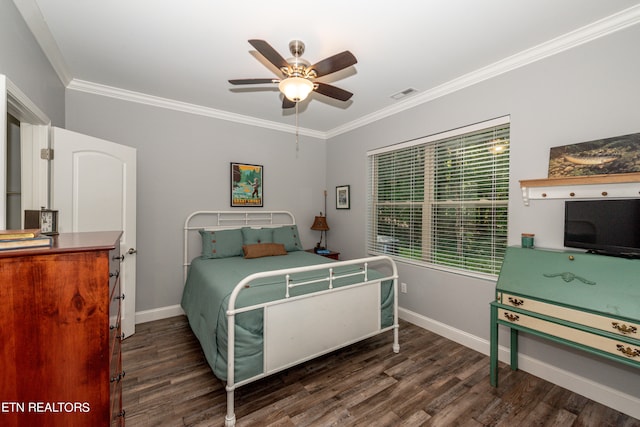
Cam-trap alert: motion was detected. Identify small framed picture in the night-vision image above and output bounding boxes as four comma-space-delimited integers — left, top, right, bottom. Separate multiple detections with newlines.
230, 162, 263, 207
336, 185, 350, 210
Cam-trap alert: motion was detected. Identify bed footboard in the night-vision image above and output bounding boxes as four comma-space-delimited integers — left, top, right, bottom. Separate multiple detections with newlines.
224, 256, 399, 427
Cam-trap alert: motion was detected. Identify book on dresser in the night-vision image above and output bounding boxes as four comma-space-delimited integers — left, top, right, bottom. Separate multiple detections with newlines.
0, 228, 41, 239
0, 234, 52, 251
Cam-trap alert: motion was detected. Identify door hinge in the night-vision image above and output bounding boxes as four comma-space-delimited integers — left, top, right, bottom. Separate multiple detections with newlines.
40, 148, 54, 160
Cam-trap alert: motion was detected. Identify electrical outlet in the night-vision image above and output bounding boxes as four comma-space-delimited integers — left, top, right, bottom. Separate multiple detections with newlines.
400, 282, 407, 293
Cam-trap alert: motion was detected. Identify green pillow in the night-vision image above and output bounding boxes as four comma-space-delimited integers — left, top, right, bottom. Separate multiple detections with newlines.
272, 225, 303, 252
199, 229, 244, 259
241, 227, 274, 245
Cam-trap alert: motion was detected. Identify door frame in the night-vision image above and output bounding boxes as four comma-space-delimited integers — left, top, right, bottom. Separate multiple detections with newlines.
1, 75, 50, 228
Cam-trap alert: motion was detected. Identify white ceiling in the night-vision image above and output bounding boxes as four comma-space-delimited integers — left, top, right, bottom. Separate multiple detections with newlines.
14, 0, 640, 137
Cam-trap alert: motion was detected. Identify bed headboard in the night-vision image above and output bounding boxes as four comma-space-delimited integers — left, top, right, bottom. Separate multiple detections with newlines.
183, 210, 296, 282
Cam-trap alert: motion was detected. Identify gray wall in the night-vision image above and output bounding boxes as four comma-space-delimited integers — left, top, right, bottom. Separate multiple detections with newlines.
0, 1, 65, 126
325, 25, 640, 403
65, 91, 328, 312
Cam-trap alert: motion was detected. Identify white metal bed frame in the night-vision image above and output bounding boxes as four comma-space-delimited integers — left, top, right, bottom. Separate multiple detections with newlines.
183, 211, 399, 427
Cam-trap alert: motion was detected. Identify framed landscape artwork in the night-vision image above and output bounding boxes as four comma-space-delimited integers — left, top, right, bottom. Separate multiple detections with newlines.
230, 162, 263, 207
548, 132, 640, 178
336, 185, 350, 209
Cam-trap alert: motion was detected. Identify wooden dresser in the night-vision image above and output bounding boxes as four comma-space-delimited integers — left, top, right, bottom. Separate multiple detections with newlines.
0, 231, 125, 426
490, 246, 640, 387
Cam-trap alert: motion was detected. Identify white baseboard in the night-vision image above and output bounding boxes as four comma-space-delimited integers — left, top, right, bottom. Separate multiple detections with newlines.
398, 307, 640, 420
135, 304, 185, 324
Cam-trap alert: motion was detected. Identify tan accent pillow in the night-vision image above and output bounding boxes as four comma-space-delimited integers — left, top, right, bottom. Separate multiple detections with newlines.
242, 243, 288, 259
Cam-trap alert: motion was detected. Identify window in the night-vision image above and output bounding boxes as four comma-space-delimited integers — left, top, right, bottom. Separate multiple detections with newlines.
367, 117, 510, 276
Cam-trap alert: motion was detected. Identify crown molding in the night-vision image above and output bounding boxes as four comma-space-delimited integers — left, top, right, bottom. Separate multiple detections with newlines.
12, 0, 73, 86
67, 79, 325, 139
326, 4, 640, 139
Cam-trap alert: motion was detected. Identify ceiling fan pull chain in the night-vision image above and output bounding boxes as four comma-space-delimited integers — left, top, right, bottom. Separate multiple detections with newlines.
295, 102, 300, 157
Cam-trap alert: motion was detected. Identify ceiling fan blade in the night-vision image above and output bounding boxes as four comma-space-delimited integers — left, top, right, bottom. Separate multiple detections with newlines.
282, 97, 296, 109
310, 51, 357, 77
228, 78, 279, 85
248, 39, 290, 71
314, 83, 353, 101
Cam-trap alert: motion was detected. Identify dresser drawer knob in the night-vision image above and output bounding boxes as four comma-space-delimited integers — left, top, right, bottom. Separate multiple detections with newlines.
109, 323, 120, 330
117, 409, 126, 418
503, 313, 519, 322
612, 322, 637, 335
507, 297, 524, 307
113, 254, 124, 261
114, 293, 125, 300
616, 344, 640, 358
110, 370, 126, 383
117, 333, 126, 340
110, 270, 120, 278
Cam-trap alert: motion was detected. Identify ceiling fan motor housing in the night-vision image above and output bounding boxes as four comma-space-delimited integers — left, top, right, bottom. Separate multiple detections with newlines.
289, 40, 305, 57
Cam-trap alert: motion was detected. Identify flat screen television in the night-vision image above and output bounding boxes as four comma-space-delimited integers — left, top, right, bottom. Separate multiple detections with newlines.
564, 199, 640, 258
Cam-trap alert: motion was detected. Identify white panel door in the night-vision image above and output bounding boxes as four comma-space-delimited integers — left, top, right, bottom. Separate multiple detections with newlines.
52, 127, 137, 337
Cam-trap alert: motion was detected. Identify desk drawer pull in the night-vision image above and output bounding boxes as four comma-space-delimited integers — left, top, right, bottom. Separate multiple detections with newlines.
504, 313, 520, 322
612, 322, 637, 335
616, 344, 640, 358
508, 297, 524, 307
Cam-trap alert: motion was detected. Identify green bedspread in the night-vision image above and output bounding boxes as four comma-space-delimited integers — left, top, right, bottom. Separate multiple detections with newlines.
181, 251, 394, 382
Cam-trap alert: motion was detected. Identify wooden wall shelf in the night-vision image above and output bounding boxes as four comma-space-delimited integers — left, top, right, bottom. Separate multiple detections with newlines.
519, 173, 640, 205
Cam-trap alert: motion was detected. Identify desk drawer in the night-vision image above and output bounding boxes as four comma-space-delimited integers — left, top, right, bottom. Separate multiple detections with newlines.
499, 292, 640, 340
498, 308, 640, 363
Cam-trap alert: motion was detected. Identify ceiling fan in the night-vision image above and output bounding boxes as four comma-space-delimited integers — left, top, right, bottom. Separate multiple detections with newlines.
229, 39, 357, 109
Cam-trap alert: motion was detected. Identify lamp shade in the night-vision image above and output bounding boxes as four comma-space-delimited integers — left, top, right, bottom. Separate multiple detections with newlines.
310, 215, 329, 231
279, 77, 314, 102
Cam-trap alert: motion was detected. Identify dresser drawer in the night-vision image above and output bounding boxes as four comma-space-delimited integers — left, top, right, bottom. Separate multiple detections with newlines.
498, 308, 640, 363
111, 382, 124, 427
110, 304, 122, 360
499, 292, 640, 340
109, 245, 121, 298
110, 350, 124, 426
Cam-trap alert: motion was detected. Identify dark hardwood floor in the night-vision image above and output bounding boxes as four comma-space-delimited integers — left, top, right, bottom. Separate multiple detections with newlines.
121, 316, 639, 427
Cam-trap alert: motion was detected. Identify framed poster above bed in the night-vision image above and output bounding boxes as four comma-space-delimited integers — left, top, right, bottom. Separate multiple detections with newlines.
230, 162, 263, 207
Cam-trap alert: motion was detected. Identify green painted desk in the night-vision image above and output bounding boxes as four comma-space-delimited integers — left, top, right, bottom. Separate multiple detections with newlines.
490, 246, 640, 387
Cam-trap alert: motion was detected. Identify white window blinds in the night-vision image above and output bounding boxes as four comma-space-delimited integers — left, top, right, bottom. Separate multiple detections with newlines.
367, 117, 510, 276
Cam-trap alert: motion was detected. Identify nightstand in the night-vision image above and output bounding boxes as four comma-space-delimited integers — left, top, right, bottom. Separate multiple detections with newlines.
305, 249, 340, 260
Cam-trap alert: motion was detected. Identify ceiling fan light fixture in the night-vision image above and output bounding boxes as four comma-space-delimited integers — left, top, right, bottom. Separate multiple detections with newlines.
279, 77, 314, 102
